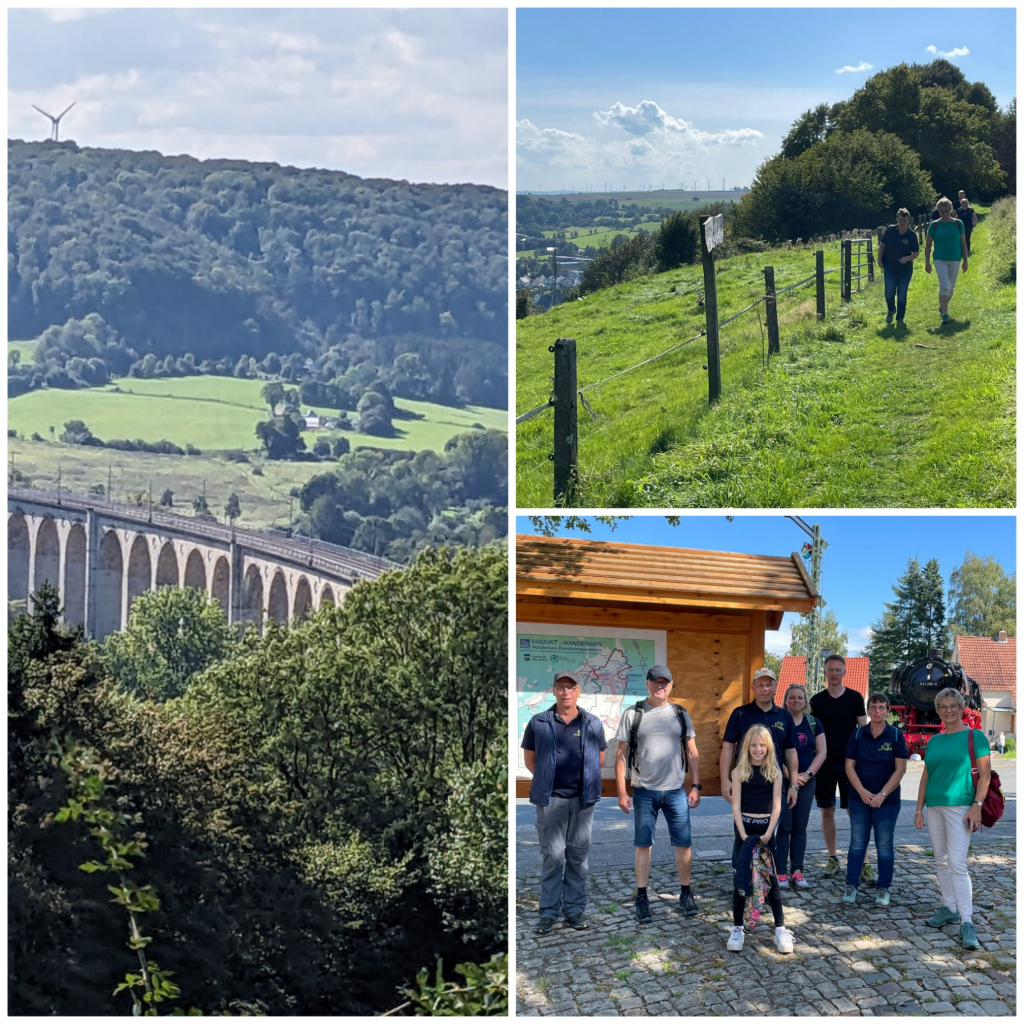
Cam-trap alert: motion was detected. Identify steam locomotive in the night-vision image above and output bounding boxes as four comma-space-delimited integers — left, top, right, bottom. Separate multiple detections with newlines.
887, 651, 982, 756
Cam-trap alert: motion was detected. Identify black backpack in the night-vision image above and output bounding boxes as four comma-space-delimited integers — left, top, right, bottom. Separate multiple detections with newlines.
627, 700, 690, 777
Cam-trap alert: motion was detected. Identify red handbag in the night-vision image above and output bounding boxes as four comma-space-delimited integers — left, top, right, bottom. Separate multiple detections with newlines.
967, 729, 1004, 828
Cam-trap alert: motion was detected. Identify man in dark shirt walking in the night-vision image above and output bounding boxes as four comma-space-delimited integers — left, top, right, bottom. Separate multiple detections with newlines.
809, 656, 870, 880
956, 194, 978, 255
522, 670, 607, 934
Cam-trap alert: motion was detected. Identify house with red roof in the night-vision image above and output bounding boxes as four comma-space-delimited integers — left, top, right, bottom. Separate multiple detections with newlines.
775, 655, 870, 704
951, 631, 1016, 739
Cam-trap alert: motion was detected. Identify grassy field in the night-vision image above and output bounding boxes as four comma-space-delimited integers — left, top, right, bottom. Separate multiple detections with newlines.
8, 373, 506, 529
519, 190, 745, 210
8, 375, 505, 453
516, 209, 1014, 508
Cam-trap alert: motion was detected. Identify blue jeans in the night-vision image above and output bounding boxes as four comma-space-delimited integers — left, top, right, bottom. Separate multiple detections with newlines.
883, 265, 913, 320
632, 787, 692, 847
846, 799, 900, 889
776, 780, 816, 874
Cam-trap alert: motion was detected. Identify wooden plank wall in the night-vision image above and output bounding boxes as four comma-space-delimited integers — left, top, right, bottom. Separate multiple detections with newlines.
516, 598, 766, 798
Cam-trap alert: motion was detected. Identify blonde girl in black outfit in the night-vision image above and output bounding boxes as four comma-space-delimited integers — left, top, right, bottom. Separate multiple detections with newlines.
728, 725, 793, 953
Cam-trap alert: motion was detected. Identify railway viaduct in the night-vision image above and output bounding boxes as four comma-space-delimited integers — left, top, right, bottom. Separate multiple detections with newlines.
8, 488, 397, 639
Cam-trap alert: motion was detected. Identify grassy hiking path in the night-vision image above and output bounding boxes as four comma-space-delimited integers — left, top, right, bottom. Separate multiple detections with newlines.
515, 212, 1014, 508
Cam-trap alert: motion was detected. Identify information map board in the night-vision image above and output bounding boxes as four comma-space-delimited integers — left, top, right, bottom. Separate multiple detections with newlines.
516, 623, 667, 778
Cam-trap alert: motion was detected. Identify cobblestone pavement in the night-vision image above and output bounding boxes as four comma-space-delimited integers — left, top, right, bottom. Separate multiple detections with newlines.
516, 838, 1017, 1016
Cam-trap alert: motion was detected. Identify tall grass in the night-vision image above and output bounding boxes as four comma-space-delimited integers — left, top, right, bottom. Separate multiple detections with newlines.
986, 196, 1016, 284
515, 211, 1014, 508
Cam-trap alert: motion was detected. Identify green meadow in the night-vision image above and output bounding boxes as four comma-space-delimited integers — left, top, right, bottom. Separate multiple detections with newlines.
8, 374, 505, 453
8, 373, 507, 529
516, 209, 1014, 508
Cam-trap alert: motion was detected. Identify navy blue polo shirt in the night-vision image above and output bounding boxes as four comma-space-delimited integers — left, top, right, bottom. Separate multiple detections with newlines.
792, 714, 825, 773
880, 224, 919, 271
723, 701, 797, 772
522, 711, 606, 799
845, 724, 910, 806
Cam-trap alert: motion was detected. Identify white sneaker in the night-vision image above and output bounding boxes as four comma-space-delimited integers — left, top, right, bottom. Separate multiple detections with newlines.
727, 925, 745, 951
774, 926, 794, 954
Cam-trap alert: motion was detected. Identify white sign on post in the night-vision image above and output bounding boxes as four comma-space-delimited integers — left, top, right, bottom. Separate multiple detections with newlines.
704, 213, 724, 251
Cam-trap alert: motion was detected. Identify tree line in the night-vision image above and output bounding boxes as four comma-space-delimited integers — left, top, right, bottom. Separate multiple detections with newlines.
9, 545, 507, 1016
734, 59, 1015, 241
8, 141, 507, 408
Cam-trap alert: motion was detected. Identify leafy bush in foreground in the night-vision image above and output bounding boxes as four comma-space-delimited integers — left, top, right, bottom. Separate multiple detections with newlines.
986, 196, 1016, 283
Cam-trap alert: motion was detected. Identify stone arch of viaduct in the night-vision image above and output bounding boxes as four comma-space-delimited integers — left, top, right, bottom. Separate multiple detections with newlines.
8, 495, 392, 640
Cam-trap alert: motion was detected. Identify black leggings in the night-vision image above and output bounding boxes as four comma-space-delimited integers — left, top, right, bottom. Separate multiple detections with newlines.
732, 822, 784, 927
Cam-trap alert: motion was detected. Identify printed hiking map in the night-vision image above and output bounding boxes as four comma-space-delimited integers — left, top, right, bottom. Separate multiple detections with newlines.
516, 632, 656, 772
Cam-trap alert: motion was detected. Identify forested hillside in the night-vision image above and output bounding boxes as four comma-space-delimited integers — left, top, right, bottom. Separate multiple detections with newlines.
9, 546, 507, 1016
8, 140, 507, 408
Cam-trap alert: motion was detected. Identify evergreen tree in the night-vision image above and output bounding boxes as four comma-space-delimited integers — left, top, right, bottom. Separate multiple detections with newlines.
863, 557, 948, 689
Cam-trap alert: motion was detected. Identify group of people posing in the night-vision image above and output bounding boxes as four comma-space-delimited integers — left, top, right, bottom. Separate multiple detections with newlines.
522, 655, 994, 956
877, 191, 976, 328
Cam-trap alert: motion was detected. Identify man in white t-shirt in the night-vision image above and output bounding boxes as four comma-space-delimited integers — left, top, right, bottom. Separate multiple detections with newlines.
614, 665, 702, 923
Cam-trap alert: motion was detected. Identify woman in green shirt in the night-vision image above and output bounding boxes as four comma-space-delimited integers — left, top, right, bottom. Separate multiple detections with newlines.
924, 197, 968, 324
914, 687, 992, 951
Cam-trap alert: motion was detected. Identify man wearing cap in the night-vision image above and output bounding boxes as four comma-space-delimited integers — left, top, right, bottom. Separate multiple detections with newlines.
720, 666, 800, 808
522, 669, 607, 934
614, 665, 702, 923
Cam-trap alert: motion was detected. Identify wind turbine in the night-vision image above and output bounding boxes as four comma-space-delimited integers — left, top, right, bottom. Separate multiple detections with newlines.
721, 176, 726, 190
706, 175, 714, 190
33, 102, 76, 141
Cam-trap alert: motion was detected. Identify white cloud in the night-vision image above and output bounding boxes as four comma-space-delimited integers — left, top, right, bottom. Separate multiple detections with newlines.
594, 99, 763, 146
40, 8, 113, 23
926, 45, 970, 58
9, 10, 507, 187
836, 61, 874, 75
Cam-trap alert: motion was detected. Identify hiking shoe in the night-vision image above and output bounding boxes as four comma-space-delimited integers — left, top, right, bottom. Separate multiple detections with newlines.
823, 856, 841, 877
959, 922, 981, 951
896, 319, 906, 329
885, 311, 894, 324
842, 886, 858, 905
791, 871, 809, 890
774, 926, 795, 954
535, 916, 555, 934
634, 892, 652, 923
860, 863, 877, 887
566, 913, 588, 931
925, 906, 961, 928
727, 925, 745, 951
776, 874, 788, 887
679, 890, 699, 917
875, 889, 891, 907
941, 312, 951, 324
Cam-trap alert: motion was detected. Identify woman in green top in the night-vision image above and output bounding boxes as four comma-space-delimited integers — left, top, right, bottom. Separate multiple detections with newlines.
924, 197, 968, 324
914, 687, 992, 951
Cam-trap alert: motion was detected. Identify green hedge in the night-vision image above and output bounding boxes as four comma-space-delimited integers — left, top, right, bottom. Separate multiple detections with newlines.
987, 196, 1016, 284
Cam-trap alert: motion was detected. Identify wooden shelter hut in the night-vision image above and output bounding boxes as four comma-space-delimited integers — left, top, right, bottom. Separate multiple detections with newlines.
516, 533, 819, 797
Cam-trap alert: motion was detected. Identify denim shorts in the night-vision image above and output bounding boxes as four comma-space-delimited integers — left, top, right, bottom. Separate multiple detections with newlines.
632, 786, 692, 848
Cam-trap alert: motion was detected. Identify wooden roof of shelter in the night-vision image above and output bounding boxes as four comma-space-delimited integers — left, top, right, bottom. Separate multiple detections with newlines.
516, 534, 818, 626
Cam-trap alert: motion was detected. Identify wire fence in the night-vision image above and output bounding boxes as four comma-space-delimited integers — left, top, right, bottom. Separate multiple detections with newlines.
517, 227, 887, 503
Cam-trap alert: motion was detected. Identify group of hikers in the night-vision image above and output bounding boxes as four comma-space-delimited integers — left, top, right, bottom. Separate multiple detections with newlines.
522, 655, 994, 955
878, 190, 976, 328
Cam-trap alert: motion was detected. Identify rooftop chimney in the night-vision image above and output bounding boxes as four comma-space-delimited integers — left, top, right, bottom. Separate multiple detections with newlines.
997, 630, 1007, 643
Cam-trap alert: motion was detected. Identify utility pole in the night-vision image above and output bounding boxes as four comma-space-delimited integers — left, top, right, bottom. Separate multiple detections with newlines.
787, 517, 828, 694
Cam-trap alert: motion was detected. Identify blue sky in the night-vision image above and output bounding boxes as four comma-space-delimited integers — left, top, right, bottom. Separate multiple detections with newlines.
515, 515, 1017, 657
8, 8, 507, 187
516, 8, 1015, 192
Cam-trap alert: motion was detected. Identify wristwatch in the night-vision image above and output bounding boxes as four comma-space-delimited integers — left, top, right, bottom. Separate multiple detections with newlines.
975, 800, 984, 807
691, 784, 703, 790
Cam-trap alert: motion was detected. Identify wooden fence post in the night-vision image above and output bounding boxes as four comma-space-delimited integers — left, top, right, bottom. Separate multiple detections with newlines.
867, 238, 874, 283
842, 239, 852, 301
763, 266, 780, 356
699, 218, 721, 405
552, 338, 578, 505
815, 250, 825, 321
